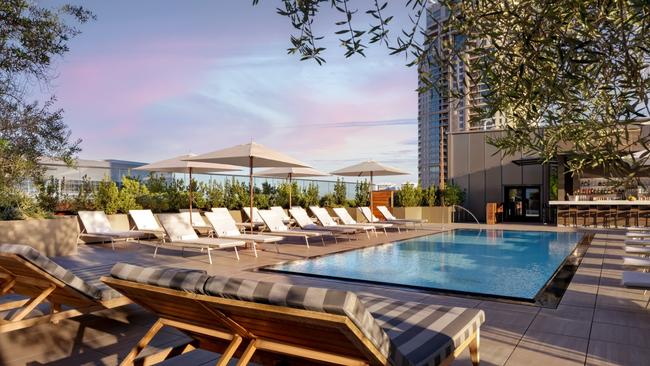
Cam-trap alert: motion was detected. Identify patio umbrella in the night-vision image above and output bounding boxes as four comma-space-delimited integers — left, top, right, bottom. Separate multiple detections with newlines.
330, 160, 409, 219
184, 142, 311, 233
134, 154, 241, 225
255, 167, 329, 207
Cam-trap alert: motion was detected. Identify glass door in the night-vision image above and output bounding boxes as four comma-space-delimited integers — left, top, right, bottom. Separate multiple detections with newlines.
504, 186, 541, 222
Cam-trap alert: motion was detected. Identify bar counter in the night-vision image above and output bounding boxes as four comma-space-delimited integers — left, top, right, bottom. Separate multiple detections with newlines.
549, 200, 650, 206
549, 200, 650, 227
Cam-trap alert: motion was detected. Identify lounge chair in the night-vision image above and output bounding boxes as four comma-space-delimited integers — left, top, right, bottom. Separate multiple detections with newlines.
0, 244, 131, 333
78, 210, 150, 250
179, 209, 214, 235
242, 207, 266, 229
622, 271, 650, 291
270, 206, 295, 226
359, 207, 409, 233
289, 207, 356, 242
258, 209, 327, 247
626, 231, 650, 238
310, 206, 377, 238
333, 207, 392, 236
129, 209, 167, 242
622, 257, 650, 269
104, 262, 485, 366
377, 206, 427, 227
626, 246, 650, 256
157, 214, 246, 263
624, 238, 650, 246
203, 211, 282, 255
211, 207, 260, 232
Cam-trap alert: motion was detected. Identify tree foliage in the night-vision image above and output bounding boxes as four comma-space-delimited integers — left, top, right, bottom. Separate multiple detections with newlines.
354, 180, 370, 207
0, 1, 93, 214
394, 183, 422, 207
259, 0, 650, 180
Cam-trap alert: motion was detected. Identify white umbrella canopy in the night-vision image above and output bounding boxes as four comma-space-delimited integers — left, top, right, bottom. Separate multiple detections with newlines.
330, 160, 409, 217
135, 154, 241, 224
255, 167, 330, 207
185, 142, 312, 232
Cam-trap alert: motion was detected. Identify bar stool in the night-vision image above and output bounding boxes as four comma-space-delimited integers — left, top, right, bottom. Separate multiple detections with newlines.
610, 205, 620, 228
617, 205, 635, 228
557, 205, 572, 226
569, 205, 578, 227
596, 205, 612, 228
638, 206, 650, 227
588, 205, 599, 227
576, 205, 591, 227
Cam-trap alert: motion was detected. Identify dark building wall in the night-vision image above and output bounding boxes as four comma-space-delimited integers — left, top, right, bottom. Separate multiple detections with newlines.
449, 130, 544, 222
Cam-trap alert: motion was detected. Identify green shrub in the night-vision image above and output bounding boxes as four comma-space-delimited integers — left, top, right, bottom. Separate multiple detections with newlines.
354, 180, 370, 207
254, 193, 270, 209
394, 183, 422, 207
137, 192, 169, 212
421, 185, 437, 206
333, 178, 347, 206
301, 183, 319, 208
117, 176, 148, 213
223, 178, 248, 210
73, 175, 95, 212
145, 173, 168, 193
36, 176, 62, 212
0, 190, 43, 220
319, 193, 336, 208
440, 183, 465, 206
94, 178, 119, 214
201, 180, 224, 209
272, 182, 298, 208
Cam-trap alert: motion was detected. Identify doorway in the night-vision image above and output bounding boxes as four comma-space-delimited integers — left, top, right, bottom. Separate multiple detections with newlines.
504, 186, 541, 222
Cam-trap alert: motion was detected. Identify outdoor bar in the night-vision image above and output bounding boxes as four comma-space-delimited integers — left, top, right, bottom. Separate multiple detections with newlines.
550, 176, 650, 227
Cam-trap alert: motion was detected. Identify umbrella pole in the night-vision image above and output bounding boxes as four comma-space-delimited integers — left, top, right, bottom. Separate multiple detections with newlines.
189, 168, 193, 226
288, 173, 292, 208
249, 156, 254, 234
370, 171, 374, 221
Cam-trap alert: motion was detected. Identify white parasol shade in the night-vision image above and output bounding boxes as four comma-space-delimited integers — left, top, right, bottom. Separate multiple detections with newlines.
135, 154, 241, 224
185, 142, 311, 233
330, 160, 409, 216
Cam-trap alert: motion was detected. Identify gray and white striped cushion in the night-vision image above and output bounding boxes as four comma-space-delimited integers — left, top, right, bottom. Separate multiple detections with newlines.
110, 263, 209, 294
0, 244, 121, 301
203, 276, 392, 358
360, 296, 485, 366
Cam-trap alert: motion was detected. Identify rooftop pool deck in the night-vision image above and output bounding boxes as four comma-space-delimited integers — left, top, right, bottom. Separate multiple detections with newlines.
1, 223, 648, 365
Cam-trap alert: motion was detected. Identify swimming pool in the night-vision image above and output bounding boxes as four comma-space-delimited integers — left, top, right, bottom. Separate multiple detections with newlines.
265, 229, 584, 301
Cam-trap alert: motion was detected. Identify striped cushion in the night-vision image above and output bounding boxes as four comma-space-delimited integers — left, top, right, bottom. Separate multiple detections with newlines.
203, 276, 392, 359
0, 244, 121, 301
360, 296, 485, 366
110, 263, 209, 294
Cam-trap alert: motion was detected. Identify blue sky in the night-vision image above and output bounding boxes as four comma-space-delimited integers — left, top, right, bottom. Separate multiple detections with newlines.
42, 1, 420, 183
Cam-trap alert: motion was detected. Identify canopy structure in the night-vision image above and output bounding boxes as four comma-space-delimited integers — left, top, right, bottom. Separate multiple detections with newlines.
331, 160, 409, 215
255, 167, 329, 207
185, 142, 311, 233
135, 154, 241, 224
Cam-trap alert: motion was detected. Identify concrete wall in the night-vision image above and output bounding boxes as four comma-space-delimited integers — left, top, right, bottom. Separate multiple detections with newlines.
450, 130, 544, 222
0, 217, 79, 256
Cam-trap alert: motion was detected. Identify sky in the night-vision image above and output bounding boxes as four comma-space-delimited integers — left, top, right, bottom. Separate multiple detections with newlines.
39, 1, 420, 184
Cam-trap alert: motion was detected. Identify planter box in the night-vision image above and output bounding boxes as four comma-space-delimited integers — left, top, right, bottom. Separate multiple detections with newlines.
0, 216, 79, 256
390, 206, 453, 224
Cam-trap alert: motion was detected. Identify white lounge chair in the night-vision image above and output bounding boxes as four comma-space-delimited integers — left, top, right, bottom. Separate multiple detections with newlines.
377, 206, 427, 227
179, 209, 214, 235
626, 231, 650, 238
358, 207, 409, 233
309, 206, 376, 238
289, 207, 355, 242
78, 210, 150, 250
242, 207, 266, 228
270, 206, 296, 226
204, 211, 282, 255
258, 210, 328, 247
332, 207, 392, 236
626, 246, 650, 256
624, 239, 650, 246
129, 209, 167, 242
157, 214, 245, 263
622, 257, 650, 269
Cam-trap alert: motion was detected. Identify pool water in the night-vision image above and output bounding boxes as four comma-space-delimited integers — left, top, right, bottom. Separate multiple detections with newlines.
267, 229, 583, 300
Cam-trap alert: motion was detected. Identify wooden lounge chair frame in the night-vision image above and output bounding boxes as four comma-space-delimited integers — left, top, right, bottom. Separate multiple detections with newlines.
102, 276, 480, 366
0, 253, 130, 333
